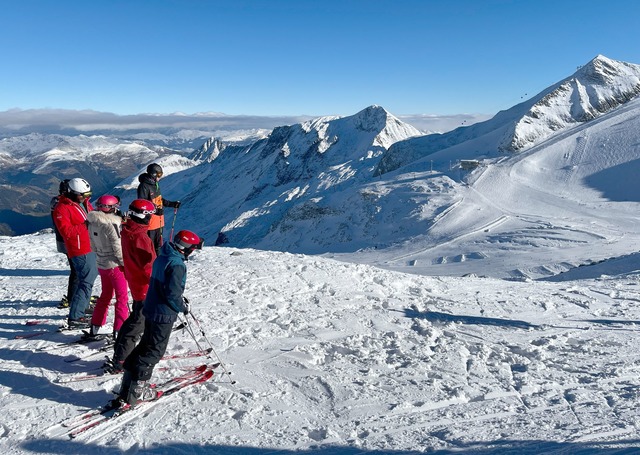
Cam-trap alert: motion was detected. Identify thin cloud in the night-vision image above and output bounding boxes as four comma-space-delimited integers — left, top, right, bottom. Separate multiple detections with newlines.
0, 108, 315, 133
0, 108, 491, 136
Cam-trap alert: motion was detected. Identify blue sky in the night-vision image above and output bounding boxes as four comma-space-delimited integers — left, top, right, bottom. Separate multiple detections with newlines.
2, 0, 639, 118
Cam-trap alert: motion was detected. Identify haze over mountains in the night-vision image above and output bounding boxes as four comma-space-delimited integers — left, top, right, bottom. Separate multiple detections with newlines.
0, 108, 483, 236
2, 55, 640, 282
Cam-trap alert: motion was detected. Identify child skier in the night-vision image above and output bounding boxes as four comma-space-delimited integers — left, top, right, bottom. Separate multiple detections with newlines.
115, 229, 203, 407
86, 195, 128, 338
104, 199, 157, 374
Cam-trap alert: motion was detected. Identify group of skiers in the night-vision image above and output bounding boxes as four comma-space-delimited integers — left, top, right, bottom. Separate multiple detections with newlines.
51, 163, 204, 407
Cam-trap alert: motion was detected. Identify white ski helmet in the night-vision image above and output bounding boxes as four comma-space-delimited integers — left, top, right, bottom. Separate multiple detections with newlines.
67, 178, 92, 197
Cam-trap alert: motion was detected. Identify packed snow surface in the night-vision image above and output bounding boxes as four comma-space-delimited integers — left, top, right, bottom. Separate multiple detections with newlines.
1, 230, 640, 454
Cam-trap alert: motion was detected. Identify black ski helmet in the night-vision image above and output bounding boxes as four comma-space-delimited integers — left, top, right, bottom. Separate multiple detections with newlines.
58, 179, 70, 195
147, 163, 163, 179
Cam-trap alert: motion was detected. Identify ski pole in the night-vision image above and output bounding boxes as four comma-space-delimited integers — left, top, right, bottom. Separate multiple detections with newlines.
177, 313, 231, 383
169, 206, 179, 241
178, 313, 207, 353
188, 311, 235, 384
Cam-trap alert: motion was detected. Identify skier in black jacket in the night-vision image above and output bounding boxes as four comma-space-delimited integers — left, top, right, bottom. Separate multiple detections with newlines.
136, 163, 180, 255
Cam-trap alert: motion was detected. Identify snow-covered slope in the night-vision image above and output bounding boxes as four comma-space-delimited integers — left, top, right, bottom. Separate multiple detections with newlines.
143, 55, 640, 282
2, 231, 640, 453
376, 55, 640, 176
346, 95, 640, 280
158, 105, 422, 250
503, 54, 640, 152
151, 67, 640, 277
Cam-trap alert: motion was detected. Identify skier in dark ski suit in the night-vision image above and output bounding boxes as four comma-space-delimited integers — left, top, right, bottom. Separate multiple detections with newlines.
136, 163, 180, 255
116, 230, 203, 406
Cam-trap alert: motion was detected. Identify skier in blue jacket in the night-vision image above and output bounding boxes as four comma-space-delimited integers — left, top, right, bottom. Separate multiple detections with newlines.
115, 229, 203, 407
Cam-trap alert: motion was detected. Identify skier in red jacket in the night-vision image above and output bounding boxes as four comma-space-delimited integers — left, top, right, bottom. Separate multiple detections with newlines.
104, 199, 157, 374
52, 177, 99, 328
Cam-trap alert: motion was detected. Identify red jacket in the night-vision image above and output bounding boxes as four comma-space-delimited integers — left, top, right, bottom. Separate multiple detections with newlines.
121, 219, 156, 301
52, 195, 93, 258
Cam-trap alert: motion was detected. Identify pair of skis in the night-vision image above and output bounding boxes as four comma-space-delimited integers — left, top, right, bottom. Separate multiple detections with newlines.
55, 363, 217, 439
54, 348, 214, 383
15, 323, 99, 340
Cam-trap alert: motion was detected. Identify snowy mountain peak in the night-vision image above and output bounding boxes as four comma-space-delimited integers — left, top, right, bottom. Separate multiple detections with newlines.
578, 54, 631, 84
376, 55, 640, 177
189, 136, 223, 162
166, 106, 421, 248
353, 104, 389, 132
503, 55, 640, 152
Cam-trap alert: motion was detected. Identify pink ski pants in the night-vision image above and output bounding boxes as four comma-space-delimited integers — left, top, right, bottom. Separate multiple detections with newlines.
91, 266, 129, 332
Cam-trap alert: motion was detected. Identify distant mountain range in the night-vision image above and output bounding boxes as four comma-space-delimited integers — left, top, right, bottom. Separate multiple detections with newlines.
147, 55, 640, 255
1, 55, 639, 259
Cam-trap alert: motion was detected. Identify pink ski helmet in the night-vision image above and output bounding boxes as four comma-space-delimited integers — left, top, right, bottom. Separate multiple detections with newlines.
96, 194, 120, 213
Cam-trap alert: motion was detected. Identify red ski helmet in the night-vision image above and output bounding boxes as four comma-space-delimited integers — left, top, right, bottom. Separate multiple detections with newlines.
173, 230, 204, 258
96, 194, 120, 213
128, 199, 156, 224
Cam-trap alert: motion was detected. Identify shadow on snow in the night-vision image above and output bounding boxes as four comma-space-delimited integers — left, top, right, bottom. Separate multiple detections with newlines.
19, 437, 640, 454
0, 267, 69, 277
403, 308, 540, 330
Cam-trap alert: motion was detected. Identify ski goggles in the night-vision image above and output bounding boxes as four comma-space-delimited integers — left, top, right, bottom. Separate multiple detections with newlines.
128, 207, 156, 217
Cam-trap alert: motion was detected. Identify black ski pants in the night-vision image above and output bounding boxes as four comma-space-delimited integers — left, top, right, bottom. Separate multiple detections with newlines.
148, 228, 163, 256
112, 300, 146, 364
124, 319, 173, 381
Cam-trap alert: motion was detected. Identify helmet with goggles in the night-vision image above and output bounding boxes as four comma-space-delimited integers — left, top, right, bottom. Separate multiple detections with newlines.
147, 163, 163, 179
66, 178, 92, 199
173, 230, 204, 258
96, 194, 120, 213
128, 199, 156, 225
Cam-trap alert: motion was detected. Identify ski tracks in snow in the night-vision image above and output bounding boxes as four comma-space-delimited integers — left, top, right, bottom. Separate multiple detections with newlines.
2, 236, 640, 452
